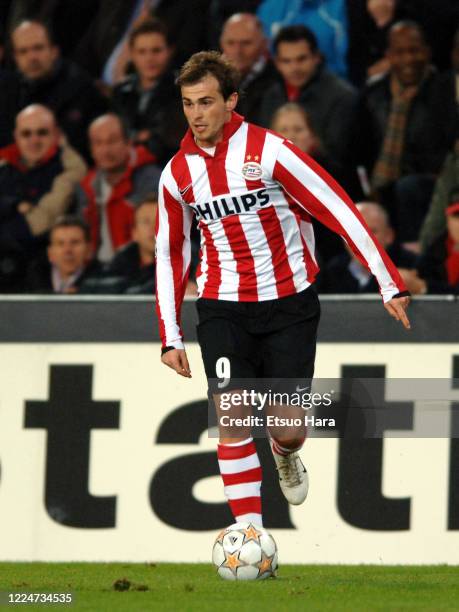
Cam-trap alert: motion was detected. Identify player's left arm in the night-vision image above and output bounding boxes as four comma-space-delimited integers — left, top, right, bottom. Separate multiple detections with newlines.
272, 139, 411, 328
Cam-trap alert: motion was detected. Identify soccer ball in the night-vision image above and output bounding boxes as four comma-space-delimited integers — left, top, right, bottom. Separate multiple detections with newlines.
212, 522, 278, 581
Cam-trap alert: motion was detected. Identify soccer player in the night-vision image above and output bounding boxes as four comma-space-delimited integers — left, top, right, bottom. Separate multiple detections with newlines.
155, 51, 410, 527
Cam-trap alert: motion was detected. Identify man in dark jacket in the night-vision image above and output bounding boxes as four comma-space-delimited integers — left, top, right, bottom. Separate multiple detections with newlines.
258, 24, 357, 166
352, 21, 457, 245
111, 18, 187, 166
0, 19, 108, 159
25, 215, 101, 293
220, 12, 278, 125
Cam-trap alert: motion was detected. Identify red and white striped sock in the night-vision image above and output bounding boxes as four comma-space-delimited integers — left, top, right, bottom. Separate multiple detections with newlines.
270, 436, 306, 456
217, 437, 263, 526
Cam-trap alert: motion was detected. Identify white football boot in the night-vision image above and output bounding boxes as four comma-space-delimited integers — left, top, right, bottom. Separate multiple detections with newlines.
270, 440, 309, 505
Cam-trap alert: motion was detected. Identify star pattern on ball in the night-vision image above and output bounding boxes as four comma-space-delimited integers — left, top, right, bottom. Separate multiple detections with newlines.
240, 523, 262, 544
222, 550, 247, 576
257, 550, 275, 577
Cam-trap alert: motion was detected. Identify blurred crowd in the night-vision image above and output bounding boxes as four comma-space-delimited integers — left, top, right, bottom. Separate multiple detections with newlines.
0, 0, 457, 296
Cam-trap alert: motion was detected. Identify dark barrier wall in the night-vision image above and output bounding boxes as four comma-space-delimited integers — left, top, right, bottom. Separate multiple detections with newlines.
0, 295, 458, 343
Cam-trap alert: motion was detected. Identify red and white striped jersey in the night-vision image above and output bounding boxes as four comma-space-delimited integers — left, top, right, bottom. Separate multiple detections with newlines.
156, 112, 406, 349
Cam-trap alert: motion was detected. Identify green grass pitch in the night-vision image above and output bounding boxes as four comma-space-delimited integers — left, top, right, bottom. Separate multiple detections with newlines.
0, 563, 458, 611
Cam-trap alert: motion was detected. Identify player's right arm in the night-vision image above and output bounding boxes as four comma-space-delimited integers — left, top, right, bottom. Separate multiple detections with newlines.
155, 161, 193, 377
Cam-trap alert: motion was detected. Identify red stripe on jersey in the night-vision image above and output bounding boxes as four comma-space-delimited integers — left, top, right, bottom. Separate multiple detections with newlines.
284, 194, 319, 282
275, 159, 371, 275
275, 160, 405, 294
171, 152, 195, 204
275, 142, 405, 293
243, 124, 266, 190
201, 224, 220, 298
218, 440, 258, 460
257, 206, 296, 297
229, 496, 262, 516
156, 185, 187, 344
222, 467, 263, 486
205, 141, 230, 196
299, 228, 319, 283
222, 216, 258, 300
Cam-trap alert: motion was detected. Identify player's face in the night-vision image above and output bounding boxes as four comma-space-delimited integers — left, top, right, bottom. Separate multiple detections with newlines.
181, 74, 238, 147
15, 110, 58, 167
387, 28, 429, 86
447, 214, 459, 244
12, 23, 58, 80
48, 227, 91, 277
130, 33, 171, 84
133, 202, 157, 257
272, 109, 316, 153
275, 41, 320, 88
220, 20, 266, 75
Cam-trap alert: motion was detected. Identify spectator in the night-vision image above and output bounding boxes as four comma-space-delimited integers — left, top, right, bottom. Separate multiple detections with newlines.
207, 0, 261, 48
347, 0, 405, 86
420, 140, 459, 252
220, 13, 278, 124
419, 25, 459, 250
259, 25, 357, 166
91, 194, 198, 294
401, 0, 459, 73
77, 114, 161, 263
0, 20, 108, 159
318, 201, 418, 293
25, 215, 101, 293
0, 104, 86, 290
270, 102, 332, 167
401, 198, 459, 295
103, 194, 158, 294
4, 0, 100, 59
270, 102, 352, 262
353, 21, 457, 247
74, 0, 210, 82
257, 0, 348, 78
111, 19, 187, 165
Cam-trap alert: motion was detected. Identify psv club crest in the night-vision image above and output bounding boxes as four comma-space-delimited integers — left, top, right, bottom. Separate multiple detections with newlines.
242, 159, 263, 181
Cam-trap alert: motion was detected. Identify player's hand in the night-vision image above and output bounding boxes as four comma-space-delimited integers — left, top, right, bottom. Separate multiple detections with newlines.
161, 348, 192, 378
384, 295, 411, 330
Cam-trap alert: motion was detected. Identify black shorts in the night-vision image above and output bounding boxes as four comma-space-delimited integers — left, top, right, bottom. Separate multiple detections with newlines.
196, 286, 321, 393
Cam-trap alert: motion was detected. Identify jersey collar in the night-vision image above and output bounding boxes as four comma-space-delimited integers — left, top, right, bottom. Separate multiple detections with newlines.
180, 111, 245, 157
